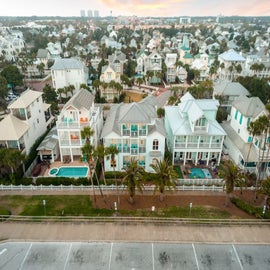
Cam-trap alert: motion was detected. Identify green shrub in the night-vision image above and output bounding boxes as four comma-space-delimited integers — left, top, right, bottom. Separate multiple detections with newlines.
35, 177, 89, 186
231, 197, 270, 219
14, 178, 33, 185
173, 166, 183, 178
104, 171, 125, 179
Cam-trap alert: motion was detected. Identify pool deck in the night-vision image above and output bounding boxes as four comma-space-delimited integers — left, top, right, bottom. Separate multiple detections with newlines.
180, 164, 217, 179
43, 160, 90, 177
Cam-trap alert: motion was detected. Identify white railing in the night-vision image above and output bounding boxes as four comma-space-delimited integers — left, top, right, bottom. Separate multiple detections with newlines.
0, 184, 256, 192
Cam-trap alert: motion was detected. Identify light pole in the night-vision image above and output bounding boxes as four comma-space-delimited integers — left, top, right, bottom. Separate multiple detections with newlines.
43, 199, 46, 216
189, 202, 192, 217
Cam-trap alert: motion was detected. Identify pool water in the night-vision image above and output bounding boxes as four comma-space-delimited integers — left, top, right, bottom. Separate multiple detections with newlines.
49, 166, 88, 177
189, 168, 212, 179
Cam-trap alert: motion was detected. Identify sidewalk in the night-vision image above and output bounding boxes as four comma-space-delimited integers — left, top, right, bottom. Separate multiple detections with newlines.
1, 222, 270, 243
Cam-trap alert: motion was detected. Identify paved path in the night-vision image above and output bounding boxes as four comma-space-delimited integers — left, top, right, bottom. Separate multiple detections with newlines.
1, 222, 270, 244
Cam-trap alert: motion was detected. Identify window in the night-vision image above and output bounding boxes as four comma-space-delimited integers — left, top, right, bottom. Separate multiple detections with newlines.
248, 136, 252, 143
239, 114, 243, 125
234, 109, 238, 120
153, 139, 159, 150
247, 117, 251, 126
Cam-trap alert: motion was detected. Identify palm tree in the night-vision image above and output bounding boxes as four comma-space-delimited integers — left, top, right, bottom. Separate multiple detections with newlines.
247, 120, 261, 165
57, 88, 64, 103
0, 149, 26, 183
107, 145, 120, 204
94, 144, 108, 185
114, 82, 123, 101
218, 160, 246, 206
81, 127, 96, 204
37, 63, 45, 78
135, 77, 144, 89
259, 177, 270, 208
150, 158, 177, 202
256, 115, 270, 186
146, 70, 154, 85
81, 126, 94, 144
122, 158, 145, 204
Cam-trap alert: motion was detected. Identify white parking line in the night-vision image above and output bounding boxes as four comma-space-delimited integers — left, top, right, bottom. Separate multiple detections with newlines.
232, 244, 243, 270
19, 243, 32, 270
108, 242, 113, 270
152, 243, 155, 270
192, 243, 200, 270
63, 243, 72, 270
0, 248, 7, 255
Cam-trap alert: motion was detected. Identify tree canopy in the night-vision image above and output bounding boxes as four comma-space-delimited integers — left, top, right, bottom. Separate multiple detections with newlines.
0, 65, 23, 87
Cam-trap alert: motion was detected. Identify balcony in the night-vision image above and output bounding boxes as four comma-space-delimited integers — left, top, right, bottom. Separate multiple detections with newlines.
122, 130, 130, 136
123, 146, 130, 153
13, 111, 31, 121
139, 129, 147, 136
131, 131, 138, 137
131, 148, 138, 155
139, 147, 146, 153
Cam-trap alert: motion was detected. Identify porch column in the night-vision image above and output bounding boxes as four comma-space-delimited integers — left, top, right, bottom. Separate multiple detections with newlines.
51, 150, 54, 163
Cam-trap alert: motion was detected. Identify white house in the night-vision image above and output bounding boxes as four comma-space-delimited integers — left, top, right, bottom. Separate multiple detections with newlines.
56, 89, 103, 162
0, 30, 25, 62
213, 80, 250, 113
165, 92, 226, 166
165, 53, 177, 83
101, 96, 166, 172
0, 89, 54, 155
218, 49, 245, 80
135, 50, 149, 76
51, 58, 88, 91
221, 95, 269, 174
99, 64, 121, 101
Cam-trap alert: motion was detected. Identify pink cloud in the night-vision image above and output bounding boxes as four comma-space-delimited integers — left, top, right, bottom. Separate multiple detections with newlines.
98, 0, 270, 16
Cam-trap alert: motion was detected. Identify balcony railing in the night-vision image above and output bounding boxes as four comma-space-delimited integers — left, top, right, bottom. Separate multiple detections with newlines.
122, 130, 130, 136
139, 130, 147, 136
175, 142, 221, 149
139, 147, 146, 153
131, 148, 138, 155
59, 139, 85, 146
131, 131, 138, 137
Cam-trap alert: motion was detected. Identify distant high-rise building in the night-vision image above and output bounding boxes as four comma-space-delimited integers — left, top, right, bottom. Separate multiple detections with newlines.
80, 10, 86, 17
87, 10, 93, 18
94, 10, 99, 17
179, 17, 191, 24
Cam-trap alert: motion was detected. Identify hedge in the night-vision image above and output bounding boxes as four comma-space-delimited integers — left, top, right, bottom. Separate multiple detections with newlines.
35, 177, 89, 186
231, 197, 270, 219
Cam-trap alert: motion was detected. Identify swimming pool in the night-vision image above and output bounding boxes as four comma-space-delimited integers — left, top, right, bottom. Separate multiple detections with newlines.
189, 168, 212, 179
49, 166, 88, 177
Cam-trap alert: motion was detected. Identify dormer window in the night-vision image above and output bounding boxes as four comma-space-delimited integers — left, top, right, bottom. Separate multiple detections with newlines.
196, 117, 207, 127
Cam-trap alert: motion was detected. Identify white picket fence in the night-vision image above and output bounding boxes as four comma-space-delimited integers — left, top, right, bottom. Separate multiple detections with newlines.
0, 184, 255, 192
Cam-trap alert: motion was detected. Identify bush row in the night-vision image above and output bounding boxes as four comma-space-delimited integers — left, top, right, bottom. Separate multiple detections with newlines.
231, 197, 270, 219
35, 177, 90, 186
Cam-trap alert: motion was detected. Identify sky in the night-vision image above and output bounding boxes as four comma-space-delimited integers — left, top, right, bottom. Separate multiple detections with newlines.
0, 0, 269, 17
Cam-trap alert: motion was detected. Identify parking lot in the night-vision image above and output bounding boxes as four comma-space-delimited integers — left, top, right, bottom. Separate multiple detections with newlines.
0, 241, 270, 270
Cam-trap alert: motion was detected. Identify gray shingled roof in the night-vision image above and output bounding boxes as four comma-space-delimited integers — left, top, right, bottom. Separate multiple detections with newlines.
232, 96, 265, 117
51, 58, 84, 70
37, 49, 49, 58
219, 49, 245, 62
62, 89, 94, 111
214, 80, 250, 96
101, 101, 160, 138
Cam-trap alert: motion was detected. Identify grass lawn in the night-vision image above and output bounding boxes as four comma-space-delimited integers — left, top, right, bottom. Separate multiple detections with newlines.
0, 195, 231, 219
124, 91, 144, 103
